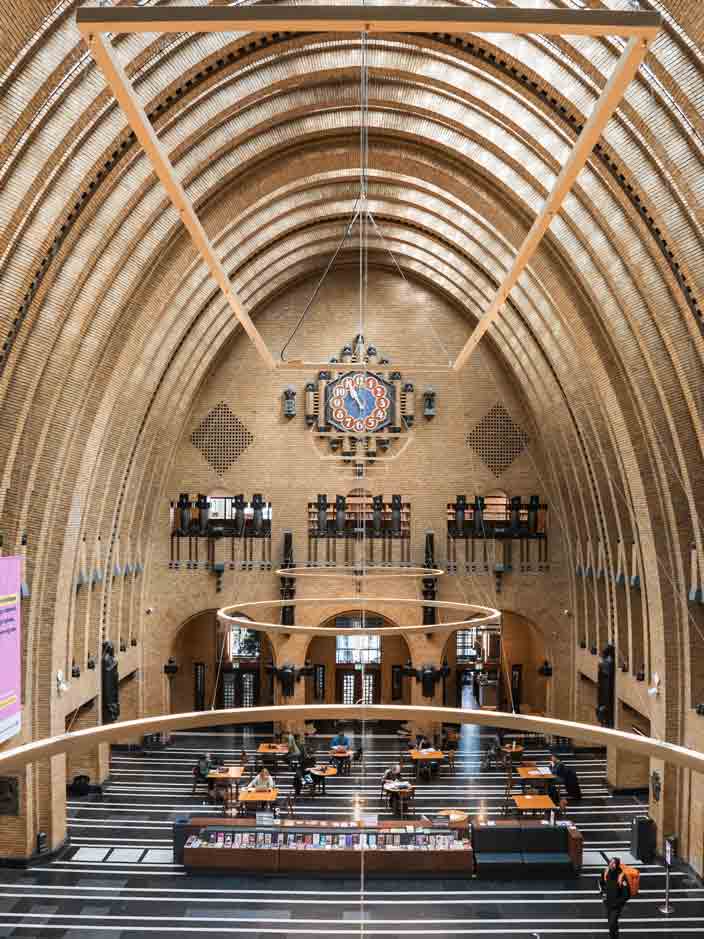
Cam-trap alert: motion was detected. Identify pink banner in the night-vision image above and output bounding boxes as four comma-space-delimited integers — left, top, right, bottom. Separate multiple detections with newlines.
0, 557, 22, 744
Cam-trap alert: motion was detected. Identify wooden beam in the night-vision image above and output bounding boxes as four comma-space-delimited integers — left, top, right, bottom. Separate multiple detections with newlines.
0, 704, 699, 774
85, 33, 277, 371
276, 360, 451, 372
76, 6, 662, 40
452, 34, 651, 371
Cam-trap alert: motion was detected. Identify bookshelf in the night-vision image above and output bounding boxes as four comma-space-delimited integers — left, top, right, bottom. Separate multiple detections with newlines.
180, 817, 473, 876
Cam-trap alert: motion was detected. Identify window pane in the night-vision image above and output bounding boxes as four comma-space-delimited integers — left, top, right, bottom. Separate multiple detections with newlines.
342, 673, 356, 704
242, 673, 255, 708
456, 630, 477, 663
334, 614, 382, 664
230, 627, 260, 658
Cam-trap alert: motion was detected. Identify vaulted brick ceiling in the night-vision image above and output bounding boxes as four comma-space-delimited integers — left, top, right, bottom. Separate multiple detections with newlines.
0, 2, 702, 743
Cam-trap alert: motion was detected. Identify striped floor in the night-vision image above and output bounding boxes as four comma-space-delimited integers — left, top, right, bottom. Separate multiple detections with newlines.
0, 724, 701, 937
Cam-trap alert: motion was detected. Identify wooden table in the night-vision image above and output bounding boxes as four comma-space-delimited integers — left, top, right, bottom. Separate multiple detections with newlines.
384, 783, 415, 818
512, 794, 556, 816
409, 749, 445, 778
517, 767, 556, 785
329, 748, 353, 775
238, 787, 279, 813
208, 766, 246, 803
310, 765, 337, 795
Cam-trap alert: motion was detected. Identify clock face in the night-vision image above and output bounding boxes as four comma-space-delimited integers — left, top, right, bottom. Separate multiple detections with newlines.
326, 371, 394, 433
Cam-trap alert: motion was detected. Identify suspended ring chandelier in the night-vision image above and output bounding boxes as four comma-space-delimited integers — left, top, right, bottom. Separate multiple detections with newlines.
274, 566, 445, 579
218, 597, 500, 637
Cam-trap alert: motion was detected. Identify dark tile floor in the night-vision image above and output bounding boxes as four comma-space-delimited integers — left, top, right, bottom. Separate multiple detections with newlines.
0, 721, 701, 936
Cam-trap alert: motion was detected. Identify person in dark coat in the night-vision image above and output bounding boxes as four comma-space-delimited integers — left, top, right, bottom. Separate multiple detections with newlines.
550, 754, 582, 801
599, 857, 630, 937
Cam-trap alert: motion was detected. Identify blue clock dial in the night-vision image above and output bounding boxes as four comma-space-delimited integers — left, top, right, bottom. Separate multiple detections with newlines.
326, 371, 393, 432
344, 385, 375, 419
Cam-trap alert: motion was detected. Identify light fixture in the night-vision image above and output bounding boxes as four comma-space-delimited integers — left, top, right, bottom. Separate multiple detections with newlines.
163, 658, 179, 678
56, 670, 69, 695
647, 672, 661, 697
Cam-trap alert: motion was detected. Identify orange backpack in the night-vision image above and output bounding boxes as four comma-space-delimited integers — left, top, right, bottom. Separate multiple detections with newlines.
603, 865, 639, 898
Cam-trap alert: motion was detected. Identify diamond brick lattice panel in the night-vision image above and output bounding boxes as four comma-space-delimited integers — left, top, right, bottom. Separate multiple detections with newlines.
465, 403, 529, 477
191, 402, 254, 475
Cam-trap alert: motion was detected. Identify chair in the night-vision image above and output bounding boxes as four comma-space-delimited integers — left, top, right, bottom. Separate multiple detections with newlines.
192, 759, 209, 795
395, 786, 416, 819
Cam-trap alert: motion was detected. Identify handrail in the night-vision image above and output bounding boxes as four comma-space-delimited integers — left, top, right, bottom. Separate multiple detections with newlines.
0, 704, 702, 774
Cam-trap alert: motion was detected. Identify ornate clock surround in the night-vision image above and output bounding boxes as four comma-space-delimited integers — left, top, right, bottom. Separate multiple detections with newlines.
303, 334, 415, 471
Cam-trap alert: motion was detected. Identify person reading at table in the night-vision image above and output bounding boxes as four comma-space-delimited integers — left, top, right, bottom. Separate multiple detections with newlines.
330, 730, 350, 749
382, 763, 406, 814
248, 767, 275, 791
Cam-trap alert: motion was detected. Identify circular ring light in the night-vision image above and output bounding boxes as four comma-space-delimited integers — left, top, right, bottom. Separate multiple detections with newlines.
275, 566, 444, 579
218, 596, 500, 637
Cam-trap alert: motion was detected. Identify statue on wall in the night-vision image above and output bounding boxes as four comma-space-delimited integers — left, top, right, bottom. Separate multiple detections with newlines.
101, 640, 120, 724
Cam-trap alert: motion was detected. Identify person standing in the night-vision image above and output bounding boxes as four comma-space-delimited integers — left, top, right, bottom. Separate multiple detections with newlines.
599, 857, 630, 937
286, 731, 300, 768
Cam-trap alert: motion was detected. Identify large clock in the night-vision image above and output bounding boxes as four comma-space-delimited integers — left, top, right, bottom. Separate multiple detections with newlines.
325, 371, 394, 433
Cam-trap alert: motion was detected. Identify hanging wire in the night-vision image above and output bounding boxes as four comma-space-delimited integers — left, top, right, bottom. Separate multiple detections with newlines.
358, 31, 368, 939
280, 203, 360, 360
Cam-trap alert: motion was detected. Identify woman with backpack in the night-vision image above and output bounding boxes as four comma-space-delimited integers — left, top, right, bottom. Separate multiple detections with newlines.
599, 857, 631, 937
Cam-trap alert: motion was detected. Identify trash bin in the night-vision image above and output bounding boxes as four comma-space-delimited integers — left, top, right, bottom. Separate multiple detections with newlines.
630, 816, 656, 862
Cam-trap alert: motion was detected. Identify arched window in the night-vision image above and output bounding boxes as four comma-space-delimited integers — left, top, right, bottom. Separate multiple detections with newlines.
226, 613, 260, 659
334, 612, 383, 664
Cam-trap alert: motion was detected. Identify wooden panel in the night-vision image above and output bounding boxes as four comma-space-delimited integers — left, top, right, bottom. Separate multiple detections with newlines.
184, 846, 278, 873
76, 6, 661, 39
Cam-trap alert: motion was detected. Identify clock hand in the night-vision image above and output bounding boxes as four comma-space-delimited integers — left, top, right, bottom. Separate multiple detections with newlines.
350, 386, 363, 414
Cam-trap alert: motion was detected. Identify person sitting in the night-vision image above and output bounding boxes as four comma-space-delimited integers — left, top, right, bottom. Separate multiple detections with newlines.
330, 730, 350, 770
441, 731, 458, 752
248, 767, 275, 791
193, 752, 215, 795
330, 730, 350, 750
300, 747, 317, 771
382, 764, 407, 814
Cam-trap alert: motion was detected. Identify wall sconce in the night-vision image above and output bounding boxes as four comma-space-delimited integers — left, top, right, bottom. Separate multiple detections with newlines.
213, 561, 225, 592
282, 386, 297, 418
403, 662, 450, 698
119, 639, 127, 653
163, 658, 179, 679
87, 654, 96, 670
71, 660, 81, 678
130, 637, 137, 647
647, 672, 661, 698
56, 670, 69, 695
423, 387, 436, 419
